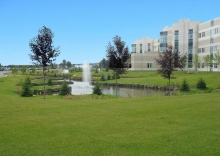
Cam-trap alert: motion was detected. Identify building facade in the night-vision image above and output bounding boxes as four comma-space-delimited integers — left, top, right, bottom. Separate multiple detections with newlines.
130, 17, 220, 71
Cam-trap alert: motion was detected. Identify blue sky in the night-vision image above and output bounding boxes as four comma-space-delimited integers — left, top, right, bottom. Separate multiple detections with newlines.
0, 0, 219, 65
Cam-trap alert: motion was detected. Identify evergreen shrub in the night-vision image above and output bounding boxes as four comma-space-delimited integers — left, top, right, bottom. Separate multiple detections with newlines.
59, 81, 71, 95
20, 77, 33, 97
180, 79, 190, 91
93, 82, 102, 95
196, 78, 207, 89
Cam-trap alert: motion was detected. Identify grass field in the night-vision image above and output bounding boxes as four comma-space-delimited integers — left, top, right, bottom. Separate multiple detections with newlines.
0, 72, 220, 155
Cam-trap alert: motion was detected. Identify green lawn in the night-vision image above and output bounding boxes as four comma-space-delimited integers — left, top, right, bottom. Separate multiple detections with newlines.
96, 70, 220, 89
0, 72, 220, 155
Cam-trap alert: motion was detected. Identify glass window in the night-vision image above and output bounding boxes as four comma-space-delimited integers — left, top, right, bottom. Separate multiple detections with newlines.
147, 63, 152, 68
215, 28, 218, 34
148, 43, 151, 51
202, 32, 205, 37
132, 44, 136, 53
198, 48, 201, 53
202, 63, 204, 68
140, 44, 142, 53
202, 48, 205, 53
189, 34, 193, 39
199, 33, 201, 38
210, 38, 214, 43
210, 29, 214, 36
211, 20, 214, 26
188, 49, 193, 54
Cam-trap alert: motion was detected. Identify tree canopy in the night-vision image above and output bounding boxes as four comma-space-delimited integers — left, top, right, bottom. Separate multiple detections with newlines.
106, 35, 130, 75
29, 26, 60, 67
155, 45, 187, 94
29, 26, 60, 98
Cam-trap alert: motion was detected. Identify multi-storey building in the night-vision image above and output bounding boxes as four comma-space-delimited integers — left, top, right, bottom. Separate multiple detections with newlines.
130, 17, 220, 71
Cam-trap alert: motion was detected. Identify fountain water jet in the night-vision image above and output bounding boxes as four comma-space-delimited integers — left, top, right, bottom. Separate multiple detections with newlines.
83, 61, 91, 86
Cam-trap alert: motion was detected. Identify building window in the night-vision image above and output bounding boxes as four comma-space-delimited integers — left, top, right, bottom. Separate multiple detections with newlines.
147, 63, 152, 68
198, 48, 201, 53
160, 31, 168, 52
140, 44, 142, 53
210, 38, 214, 43
215, 28, 218, 34
214, 46, 219, 52
202, 32, 205, 37
202, 63, 204, 68
198, 63, 201, 68
211, 20, 214, 26
148, 43, 151, 51
199, 33, 201, 38
174, 30, 179, 52
214, 63, 217, 68
132, 44, 136, 53
202, 48, 205, 53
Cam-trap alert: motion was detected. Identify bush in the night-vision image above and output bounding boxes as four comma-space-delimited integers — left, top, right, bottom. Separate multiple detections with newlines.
20, 77, 33, 97
180, 79, 190, 91
112, 73, 120, 79
59, 81, 71, 95
196, 78, 207, 89
47, 77, 53, 86
93, 82, 102, 95
107, 74, 111, 80
100, 74, 105, 81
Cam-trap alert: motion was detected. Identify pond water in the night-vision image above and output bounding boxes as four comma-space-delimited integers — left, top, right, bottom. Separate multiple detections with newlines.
69, 81, 165, 97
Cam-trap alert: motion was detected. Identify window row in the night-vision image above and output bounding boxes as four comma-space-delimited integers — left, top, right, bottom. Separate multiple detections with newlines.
199, 32, 205, 38
198, 48, 205, 53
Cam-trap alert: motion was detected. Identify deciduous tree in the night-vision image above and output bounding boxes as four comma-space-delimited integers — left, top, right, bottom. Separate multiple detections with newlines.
155, 45, 187, 95
29, 26, 60, 99
203, 55, 213, 72
214, 50, 220, 72
106, 35, 130, 96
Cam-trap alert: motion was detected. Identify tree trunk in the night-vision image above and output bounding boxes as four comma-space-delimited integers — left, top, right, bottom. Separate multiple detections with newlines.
43, 66, 46, 99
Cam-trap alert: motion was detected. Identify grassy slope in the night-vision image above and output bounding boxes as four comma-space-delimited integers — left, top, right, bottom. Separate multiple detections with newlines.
0, 73, 220, 155
96, 70, 220, 89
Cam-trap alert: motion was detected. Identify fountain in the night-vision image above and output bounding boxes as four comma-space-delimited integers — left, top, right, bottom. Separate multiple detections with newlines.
83, 61, 91, 86
70, 61, 93, 95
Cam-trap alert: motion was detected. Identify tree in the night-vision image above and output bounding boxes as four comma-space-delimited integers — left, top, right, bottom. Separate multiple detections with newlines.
106, 35, 130, 96
59, 81, 71, 95
29, 26, 60, 99
66, 61, 72, 69
31, 66, 36, 75
214, 50, 220, 72
155, 45, 187, 95
93, 82, 102, 95
193, 54, 199, 71
20, 76, 33, 97
60, 59, 67, 69
180, 79, 190, 91
21, 66, 27, 75
203, 55, 213, 72
12, 66, 18, 77
196, 78, 206, 89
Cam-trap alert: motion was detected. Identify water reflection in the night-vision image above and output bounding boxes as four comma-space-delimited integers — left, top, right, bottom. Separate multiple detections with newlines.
70, 81, 164, 97
101, 86, 164, 97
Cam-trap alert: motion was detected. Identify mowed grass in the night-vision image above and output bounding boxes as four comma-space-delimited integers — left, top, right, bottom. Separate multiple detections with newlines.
97, 70, 220, 89
0, 73, 220, 155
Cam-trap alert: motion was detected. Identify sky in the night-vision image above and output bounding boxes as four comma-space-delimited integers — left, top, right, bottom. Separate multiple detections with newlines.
0, 0, 219, 65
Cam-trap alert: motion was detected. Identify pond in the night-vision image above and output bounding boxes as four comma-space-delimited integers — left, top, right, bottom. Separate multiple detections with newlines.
69, 81, 165, 97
